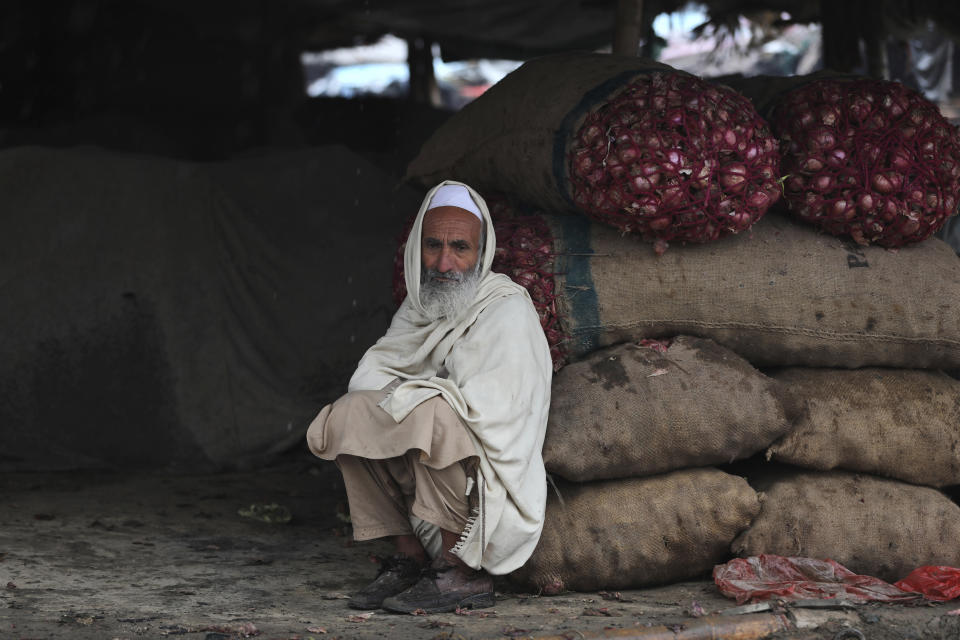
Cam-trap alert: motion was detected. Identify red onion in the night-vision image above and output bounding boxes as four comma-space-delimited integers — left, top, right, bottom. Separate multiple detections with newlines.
568, 73, 781, 253
773, 78, 960, 246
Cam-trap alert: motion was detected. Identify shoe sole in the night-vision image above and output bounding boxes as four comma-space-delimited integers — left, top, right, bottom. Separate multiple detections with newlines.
382, 591, 495, 614
346, 575, 422, 610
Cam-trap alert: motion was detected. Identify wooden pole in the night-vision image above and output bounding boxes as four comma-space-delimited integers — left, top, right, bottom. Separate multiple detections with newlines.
407, 36, 440, 106
863, 12, 889, 79
613, 0, 644, 57
639, 10, 657, 60
821, 0, 857, 71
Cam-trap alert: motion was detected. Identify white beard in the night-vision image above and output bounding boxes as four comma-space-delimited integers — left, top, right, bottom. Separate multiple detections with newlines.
419, 266, 481, 321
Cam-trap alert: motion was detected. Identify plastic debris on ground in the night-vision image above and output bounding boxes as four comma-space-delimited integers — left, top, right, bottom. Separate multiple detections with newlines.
894, 566, 960, 601
713, 555, 925, 604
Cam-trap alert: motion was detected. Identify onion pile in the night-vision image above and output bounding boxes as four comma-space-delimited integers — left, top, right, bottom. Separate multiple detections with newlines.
774, 78, 960, 246
568, 73, 782, 254
392, 215, 565, 369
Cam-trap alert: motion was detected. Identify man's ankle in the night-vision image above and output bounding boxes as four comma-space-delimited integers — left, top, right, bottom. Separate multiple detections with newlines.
436, 549, 469, 571
393, 534, 428, 565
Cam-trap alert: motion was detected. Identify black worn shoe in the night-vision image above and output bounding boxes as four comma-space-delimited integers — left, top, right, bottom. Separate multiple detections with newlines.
380, 562, 495, 614
347, 554, 424, 610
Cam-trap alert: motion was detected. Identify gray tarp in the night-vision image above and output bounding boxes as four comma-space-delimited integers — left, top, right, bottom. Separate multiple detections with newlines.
0, 145, 422, 471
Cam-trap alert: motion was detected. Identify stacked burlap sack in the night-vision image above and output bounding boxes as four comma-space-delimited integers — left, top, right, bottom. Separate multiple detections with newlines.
502, 214, 960, 591
715, 71, 960, 583
510, 336, 789, 593
732, 368, 960, 582
404, 52, 960, 592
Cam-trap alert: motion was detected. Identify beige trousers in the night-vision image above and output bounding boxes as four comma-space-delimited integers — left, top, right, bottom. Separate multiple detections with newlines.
337, 452, 472, 540
307, 390, 479, 542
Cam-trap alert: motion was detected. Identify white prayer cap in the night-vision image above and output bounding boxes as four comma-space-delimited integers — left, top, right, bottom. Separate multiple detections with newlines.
427, 184, 483, 221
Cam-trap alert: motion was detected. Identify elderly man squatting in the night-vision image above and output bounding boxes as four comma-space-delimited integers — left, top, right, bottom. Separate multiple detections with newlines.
306, 181, 553, 614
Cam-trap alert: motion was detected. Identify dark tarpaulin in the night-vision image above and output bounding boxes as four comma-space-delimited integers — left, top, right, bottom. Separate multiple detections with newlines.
0, 145, 422, 471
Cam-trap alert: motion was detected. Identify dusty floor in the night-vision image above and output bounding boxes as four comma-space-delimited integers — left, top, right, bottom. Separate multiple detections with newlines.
2, 460, 959, 640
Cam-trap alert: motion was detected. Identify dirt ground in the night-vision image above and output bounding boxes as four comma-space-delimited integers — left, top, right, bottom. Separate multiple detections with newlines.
2, 459, 959, 640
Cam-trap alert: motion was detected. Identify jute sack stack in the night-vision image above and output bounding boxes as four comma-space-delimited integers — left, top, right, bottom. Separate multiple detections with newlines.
732, 470, 960, 582
542, 211, 960, 369
543, 336, 796, 482
766, 368, 960, 487
510, 468, 761, 593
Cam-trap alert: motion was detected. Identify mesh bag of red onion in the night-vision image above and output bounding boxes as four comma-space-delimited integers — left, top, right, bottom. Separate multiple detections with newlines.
774, 78, 960, 247
569, 73, 782, 254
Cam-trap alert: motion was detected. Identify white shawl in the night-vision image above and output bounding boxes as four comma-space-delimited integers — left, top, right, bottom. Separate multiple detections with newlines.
349, 181, 552, 575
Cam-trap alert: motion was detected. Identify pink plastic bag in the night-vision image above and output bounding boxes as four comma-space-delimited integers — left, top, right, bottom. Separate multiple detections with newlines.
895, 566, 960, 602
713, 555, 922, 604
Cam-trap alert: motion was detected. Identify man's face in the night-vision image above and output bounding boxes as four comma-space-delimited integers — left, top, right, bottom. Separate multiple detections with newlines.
420, 206, 483, 279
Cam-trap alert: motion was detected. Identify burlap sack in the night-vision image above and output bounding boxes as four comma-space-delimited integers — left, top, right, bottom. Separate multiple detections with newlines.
543, 336, 795, 482
546, 212, 960, 369
406, 52, 676, 212
732, 470, 960, 582
767, 368, 960, 487
510, 468, 760, 593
